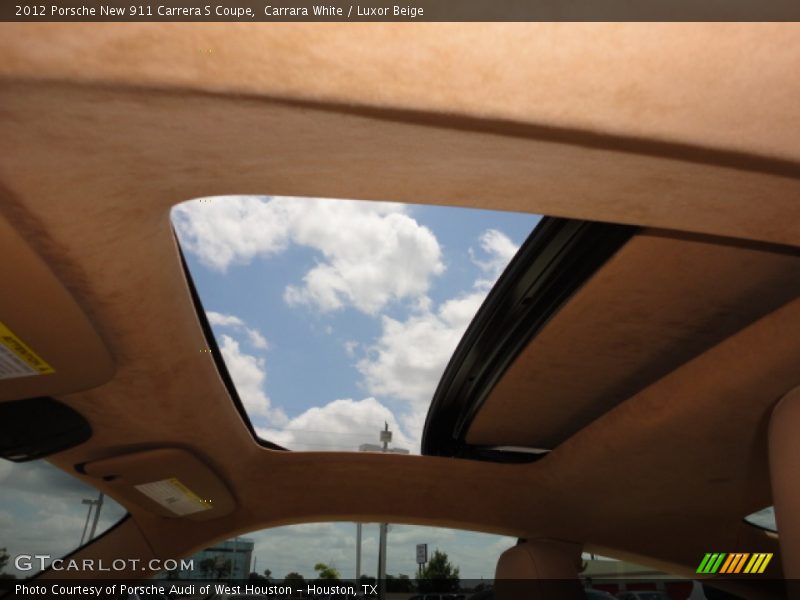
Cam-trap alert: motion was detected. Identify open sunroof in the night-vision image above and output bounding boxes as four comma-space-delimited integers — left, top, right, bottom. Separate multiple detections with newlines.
172, 195, 540, 453
422, 217, 635, 461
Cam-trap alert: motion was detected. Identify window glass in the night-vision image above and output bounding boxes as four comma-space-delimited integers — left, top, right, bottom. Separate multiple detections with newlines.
154, 524, 719, 599
744, 506, 777, 533
161, 522, 514, 585
172, 196, 540, 453
0, 459, 126, 578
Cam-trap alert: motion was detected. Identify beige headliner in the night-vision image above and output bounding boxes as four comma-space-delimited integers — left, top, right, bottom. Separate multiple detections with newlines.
468, 230, 800, 448
1, 23, 799, 591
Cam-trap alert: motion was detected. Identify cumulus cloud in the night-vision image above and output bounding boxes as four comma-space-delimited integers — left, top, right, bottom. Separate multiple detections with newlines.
207, 311, 269, 349
171, 196, 293, 271
356, 292, 486, 448
205, 311, 284, 424
357, 294, 481, 406
175, 197, 524, 452
173, 196, 445, 315
259, 397, 412, 452
218, 334, 287, 426
356, 230, 521, 447
470, 228, 520, 290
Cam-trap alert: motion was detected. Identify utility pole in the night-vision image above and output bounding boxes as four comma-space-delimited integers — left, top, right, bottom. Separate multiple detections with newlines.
87, 492, 104, 541
378, 423, 390, 599
356, 523, 362, 581
232, 536, 239, 580
80, 492, 104, 546
357, 423, 408, 599
79, 499, 93, 546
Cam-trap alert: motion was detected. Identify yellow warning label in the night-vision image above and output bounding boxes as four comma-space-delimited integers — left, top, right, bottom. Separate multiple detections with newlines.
0, 321, 55, 380
134, 477, 213, 516
168, 477, 212, 507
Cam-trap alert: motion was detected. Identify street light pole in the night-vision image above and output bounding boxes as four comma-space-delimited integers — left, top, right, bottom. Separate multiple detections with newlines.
87, 492, 104, 541
355, 523, 362, 581
377, 422, 391, 599
79, 492, 104, 546
357, 424, 408, 599
79, 499, 94, 546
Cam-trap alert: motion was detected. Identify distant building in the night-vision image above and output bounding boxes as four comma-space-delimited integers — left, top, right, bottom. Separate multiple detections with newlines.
178, 538, 254, 580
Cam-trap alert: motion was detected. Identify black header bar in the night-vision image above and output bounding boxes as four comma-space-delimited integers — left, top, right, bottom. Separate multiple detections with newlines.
4, 0, 800, 22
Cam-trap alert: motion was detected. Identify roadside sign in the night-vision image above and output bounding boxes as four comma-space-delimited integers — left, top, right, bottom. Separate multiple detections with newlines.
416, 543, 427, 564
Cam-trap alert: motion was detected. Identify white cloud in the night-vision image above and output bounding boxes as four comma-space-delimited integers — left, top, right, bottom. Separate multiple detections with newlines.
207, 310, 268, 349
259, 397, 412, 452
356, 229, 521, 445
173, 196, 445, 315
470, 228, 520, 290
246, 522, 513, 581
357, 291, 484, 408
176, 204, 523, 452
172, 196, 294, 271
356, 292, 485, 449
218, 334, 286, 426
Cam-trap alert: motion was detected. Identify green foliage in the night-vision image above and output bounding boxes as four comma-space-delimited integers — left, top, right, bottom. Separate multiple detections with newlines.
199, 558, 216, 578
386, 573, 413, 592
214, 558, 232, 580
0, 548, 14, 579
284, 571, 305, 587
313, 562, 340, 580
416, 549, 460, 592
199, 556, 231, 579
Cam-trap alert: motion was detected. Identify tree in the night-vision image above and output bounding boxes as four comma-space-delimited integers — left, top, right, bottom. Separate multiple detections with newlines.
386, 573, 413, 592
199, 558, 216, 579
313, 562, 340, 580
249, 571, 265, 580
417, 550, 460, 592
201, 556, 231, 580
0, 548, 15, 580
263, 568, 272, 580
284, 571, 305, 588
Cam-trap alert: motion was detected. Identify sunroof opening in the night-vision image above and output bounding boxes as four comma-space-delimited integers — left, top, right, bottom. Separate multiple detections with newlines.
171, 196, 540, 453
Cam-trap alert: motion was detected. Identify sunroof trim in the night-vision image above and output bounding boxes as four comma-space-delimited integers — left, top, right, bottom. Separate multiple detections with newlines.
421, 217, 636, 460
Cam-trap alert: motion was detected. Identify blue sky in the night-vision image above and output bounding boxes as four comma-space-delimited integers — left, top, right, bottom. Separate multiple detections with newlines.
168, 195, 540, 579
172, 195, 540, 453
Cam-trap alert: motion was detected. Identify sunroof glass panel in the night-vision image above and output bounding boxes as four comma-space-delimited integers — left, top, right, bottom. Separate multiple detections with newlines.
172, 196, 540, 452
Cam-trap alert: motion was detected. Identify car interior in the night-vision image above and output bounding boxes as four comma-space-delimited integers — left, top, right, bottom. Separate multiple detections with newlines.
1, 22, 800, 600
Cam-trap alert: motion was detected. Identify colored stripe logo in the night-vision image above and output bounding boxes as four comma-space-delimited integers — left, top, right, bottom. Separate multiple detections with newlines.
697, 553, 773, 574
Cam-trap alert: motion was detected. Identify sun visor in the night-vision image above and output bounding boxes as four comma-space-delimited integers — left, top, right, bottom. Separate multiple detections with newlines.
0, 214, 114, 402
82, 448, 236, 521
